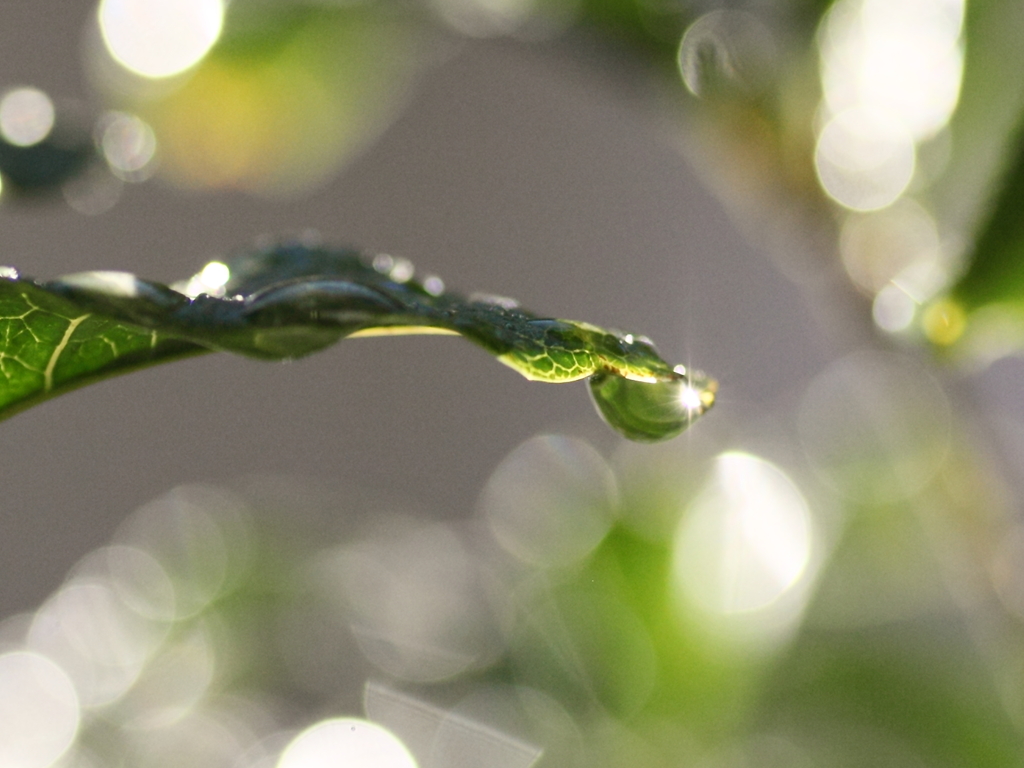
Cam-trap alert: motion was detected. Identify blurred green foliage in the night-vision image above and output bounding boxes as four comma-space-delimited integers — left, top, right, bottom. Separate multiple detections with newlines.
6, 0, 1024, 767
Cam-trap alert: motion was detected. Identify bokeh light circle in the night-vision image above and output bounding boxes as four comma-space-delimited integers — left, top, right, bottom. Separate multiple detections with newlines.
480, 435, 617, 567
277, 719, 417, 768
99, 111, 158, 180
0, 651, 80, 768
0, 87, 55, 147
814, 108, 915, 211
798, 351, 951, 503
98, 0, 225, 79
328, 520, 500, 683
678, 10, 776, 98
673, 451, 813, 616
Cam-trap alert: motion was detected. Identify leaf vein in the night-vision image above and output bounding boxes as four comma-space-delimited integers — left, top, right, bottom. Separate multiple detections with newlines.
44, 314, 90, 392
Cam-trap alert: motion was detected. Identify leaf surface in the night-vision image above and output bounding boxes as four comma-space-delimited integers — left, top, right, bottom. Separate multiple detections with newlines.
0, 245, 715, 440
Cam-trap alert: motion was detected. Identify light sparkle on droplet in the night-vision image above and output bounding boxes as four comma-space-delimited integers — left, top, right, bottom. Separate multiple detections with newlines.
0, 266, 18, 280
180, 260, 230, 298
199, 261, 229, 289
678, 385, 706, 412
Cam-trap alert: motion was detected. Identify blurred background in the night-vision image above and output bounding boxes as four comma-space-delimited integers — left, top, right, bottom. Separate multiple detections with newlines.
2, 0, 1024, 766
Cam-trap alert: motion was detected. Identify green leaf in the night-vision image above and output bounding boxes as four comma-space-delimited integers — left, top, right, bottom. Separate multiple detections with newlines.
924, 131, 1024, 352
949, 134, 1024, 313
920, 0, 1024, 354
0, 245, 715, 441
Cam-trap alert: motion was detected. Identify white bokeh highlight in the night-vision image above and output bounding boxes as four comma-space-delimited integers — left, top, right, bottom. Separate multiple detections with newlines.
277, 719, 417, 768
0, 651, 80, 768
673, 452, 814, 625
98, 0, 225, 79
0, 87, 55, 147
815, 0, 964, 210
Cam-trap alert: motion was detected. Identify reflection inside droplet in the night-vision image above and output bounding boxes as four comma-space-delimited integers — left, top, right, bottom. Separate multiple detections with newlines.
277, 718, 417, 768
588, 369, 716, 443
0, 87, 55, 147
98, 0, 225, 79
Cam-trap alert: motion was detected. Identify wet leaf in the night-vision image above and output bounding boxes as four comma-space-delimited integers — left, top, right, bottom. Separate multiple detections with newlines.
0, 244, 715, 440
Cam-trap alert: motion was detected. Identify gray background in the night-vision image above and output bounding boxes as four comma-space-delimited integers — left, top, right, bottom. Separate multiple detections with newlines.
0, 2, 832, 615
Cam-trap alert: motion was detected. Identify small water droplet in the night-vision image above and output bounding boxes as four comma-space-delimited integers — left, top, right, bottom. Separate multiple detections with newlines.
0, 266, 18, 280
57, 270, 140, 297
588, 370, 716, 442
469, 293, 520, 310
372, 253, 394, 274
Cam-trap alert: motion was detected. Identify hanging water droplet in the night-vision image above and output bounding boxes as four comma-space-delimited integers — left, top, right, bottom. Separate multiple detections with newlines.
588, 370, 716, 442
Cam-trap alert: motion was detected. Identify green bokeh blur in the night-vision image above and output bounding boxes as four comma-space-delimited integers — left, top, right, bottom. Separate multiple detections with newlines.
5, 0, 1024, 766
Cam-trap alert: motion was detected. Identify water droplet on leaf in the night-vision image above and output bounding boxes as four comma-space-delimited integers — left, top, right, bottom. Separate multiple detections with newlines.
588, 370, 716, 442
